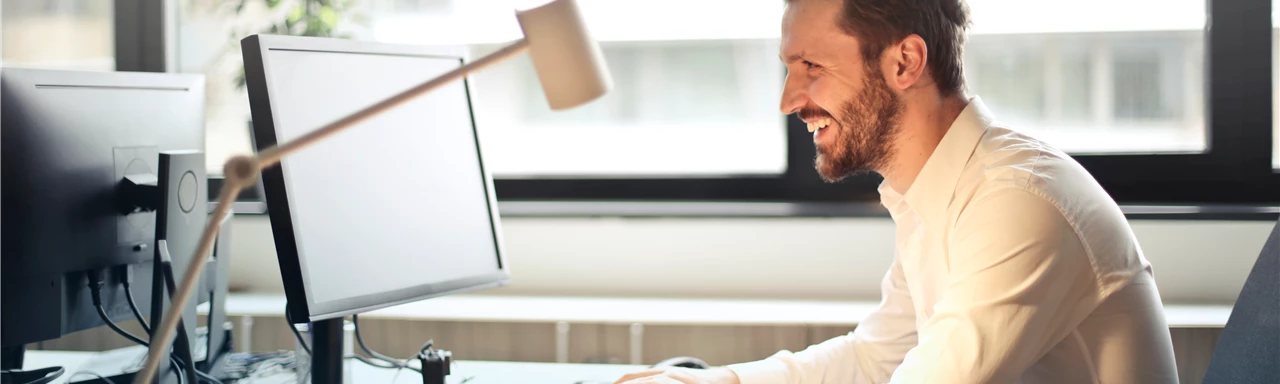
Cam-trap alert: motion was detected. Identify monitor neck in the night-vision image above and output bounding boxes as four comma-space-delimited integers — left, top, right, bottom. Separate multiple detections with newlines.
311, 318, 346, 384
1, 345, 25, 370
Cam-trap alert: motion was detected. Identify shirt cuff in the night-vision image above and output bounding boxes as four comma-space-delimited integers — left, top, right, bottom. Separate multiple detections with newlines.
727, 355, 791, 384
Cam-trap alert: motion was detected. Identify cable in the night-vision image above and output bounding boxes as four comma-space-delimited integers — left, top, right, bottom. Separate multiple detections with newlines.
171, 360, 187, 384
88, 270, 150, 347
158, 259, 200, 384
346, 354, 400, 369
67, 371, 118, 384
118, 266, 151, 334
282, 310, 312, 384
85, 268, 196, 384
194, 368, 223, 384
284, 309, 312, 356
392, 339, 436, 382
95, 305, 150, 346
170, 356, 224, 384
123, 281, 152, 334
351, 314, 422, 373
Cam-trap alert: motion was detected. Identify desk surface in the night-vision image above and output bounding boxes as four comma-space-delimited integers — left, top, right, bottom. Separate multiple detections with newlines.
25, 351, 642, 384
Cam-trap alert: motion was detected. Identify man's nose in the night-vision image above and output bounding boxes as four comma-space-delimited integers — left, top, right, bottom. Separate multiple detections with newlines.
780, 74, 808, 115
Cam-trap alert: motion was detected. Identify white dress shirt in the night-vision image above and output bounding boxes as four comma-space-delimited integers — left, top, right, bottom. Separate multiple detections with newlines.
728, 98, 1179, 384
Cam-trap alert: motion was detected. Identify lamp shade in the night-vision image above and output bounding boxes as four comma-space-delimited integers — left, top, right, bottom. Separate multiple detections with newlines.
516, 0, 613, 110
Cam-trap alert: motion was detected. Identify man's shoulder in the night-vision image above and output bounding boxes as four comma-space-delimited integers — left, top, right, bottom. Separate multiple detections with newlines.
959, 125, 1107, 211
954, 124, 1144, 280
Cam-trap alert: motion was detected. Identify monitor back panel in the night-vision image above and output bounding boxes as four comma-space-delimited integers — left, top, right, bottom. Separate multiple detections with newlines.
1, 68, 205, 345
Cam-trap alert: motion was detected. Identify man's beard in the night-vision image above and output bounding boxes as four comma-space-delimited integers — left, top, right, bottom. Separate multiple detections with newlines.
810, 71, 903, 183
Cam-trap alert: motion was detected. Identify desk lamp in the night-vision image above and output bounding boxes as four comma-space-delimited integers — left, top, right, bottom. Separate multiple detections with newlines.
132, 0, 612, 381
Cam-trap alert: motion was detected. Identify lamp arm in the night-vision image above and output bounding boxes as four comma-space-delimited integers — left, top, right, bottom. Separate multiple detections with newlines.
132, 38, 532, 384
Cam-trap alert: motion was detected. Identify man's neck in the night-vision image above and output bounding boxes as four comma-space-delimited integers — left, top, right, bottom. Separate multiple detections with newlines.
880, 94, 971, 194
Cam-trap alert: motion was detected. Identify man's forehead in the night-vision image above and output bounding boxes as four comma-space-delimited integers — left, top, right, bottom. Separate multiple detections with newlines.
782, 0, 843, 29
780, 0, 854, 59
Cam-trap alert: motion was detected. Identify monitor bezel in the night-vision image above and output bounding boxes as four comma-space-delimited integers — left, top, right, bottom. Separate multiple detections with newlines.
241, 34, 510, 323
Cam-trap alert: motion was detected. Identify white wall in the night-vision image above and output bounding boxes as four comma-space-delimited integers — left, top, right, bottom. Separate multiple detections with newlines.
227, 216, 1275, 304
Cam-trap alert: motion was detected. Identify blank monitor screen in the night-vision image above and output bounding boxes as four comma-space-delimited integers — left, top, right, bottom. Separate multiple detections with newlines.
242, 35, 507, 321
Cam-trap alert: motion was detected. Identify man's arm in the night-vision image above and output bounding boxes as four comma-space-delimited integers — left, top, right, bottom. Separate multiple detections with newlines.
889, 188, 1100, 383
726, 254, 918, 384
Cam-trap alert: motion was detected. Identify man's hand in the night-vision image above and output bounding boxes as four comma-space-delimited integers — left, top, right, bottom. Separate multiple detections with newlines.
612, 367, 742, 384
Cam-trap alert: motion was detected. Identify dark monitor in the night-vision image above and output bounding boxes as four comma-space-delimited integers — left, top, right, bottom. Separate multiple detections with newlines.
241, 34, 509, 324
0, 68, 205, 349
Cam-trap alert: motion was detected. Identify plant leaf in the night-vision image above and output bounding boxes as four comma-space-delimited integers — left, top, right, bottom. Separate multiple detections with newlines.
287, 5, 304, 24
318, 6, 339, 29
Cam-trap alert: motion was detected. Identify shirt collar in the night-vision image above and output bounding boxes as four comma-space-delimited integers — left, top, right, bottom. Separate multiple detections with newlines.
879, 97, 994, 225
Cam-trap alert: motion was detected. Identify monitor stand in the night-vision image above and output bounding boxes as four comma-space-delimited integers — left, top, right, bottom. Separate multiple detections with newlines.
311, 318, 346, 383
1, 346, 25, 371
306, 318, 451, 384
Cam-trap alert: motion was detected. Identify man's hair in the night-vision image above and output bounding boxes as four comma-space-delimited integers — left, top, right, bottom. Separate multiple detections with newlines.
792, 0, 972, 96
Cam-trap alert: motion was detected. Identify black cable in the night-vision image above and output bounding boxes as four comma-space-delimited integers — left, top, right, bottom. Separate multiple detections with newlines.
87, 268, 192, 384
121, 270, 151, 334
95, 305, 150, 347
346, 353, 422, 373
284, 309, 312, 356
88, 270, 150, 347
392, 339, 436, 381
346, 354, 399, 369
351, 314, 422, 373
193, 368, 223, 384
67, 370, 118, 384
171, 360, 187, 384
122, 281, 151, 334
159, 259, 200, 384
281, 310, 312, 384
171, 356, 224, 384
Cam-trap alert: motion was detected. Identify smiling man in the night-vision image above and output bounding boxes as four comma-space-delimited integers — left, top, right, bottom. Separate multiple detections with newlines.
614, 0, 1179, 383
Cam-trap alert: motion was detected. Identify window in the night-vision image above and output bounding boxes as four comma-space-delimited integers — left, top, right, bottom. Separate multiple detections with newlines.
372, 1, 788, 178
177, 0, 297, 173
467, 39, 785, 177
964, 1, 1205, 154
1, 0, 114, 71
182, 0, 786, 178
179, 0, 1278, 206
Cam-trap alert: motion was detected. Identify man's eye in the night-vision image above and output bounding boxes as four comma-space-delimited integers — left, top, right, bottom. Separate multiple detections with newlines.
804, 60, 820, 69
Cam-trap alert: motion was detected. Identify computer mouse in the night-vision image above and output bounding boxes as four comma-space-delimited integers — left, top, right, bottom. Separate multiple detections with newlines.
651, 356, 710, 370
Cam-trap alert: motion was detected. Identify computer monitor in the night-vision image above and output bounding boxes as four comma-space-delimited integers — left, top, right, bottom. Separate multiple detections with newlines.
0, 68, 224, 378
241, 31, 508, 342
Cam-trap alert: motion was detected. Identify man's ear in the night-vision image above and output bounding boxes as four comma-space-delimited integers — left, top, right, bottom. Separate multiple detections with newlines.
887, 34, 928, 90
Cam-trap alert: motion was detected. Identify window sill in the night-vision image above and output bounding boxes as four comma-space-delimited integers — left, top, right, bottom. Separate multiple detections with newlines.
220, 200, 1280, 220
202, 293, 1232, 329
494, 201, 1280, 221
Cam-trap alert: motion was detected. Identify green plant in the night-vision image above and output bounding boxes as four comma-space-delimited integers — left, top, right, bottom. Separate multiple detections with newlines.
232, 0, 368, 88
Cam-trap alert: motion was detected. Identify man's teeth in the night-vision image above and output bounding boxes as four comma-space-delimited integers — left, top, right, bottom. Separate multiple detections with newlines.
806, 119, 832, 133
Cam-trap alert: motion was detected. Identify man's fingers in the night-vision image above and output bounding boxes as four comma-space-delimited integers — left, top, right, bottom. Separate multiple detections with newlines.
613, 368, 673, 384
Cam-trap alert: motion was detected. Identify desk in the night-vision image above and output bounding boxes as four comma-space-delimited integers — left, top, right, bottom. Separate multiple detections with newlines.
24, 351, 643, 384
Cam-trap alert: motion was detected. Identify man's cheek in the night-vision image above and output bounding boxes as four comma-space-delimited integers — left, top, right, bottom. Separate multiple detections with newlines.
809, 83, 848, 118
808, 81, 833, 110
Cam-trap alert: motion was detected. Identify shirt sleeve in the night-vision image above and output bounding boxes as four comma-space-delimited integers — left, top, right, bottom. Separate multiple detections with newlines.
889, 188, 1101, 384
728, 253, 919, 384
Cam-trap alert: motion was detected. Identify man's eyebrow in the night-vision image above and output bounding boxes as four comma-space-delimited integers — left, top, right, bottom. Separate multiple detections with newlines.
780, 53, 804, 63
